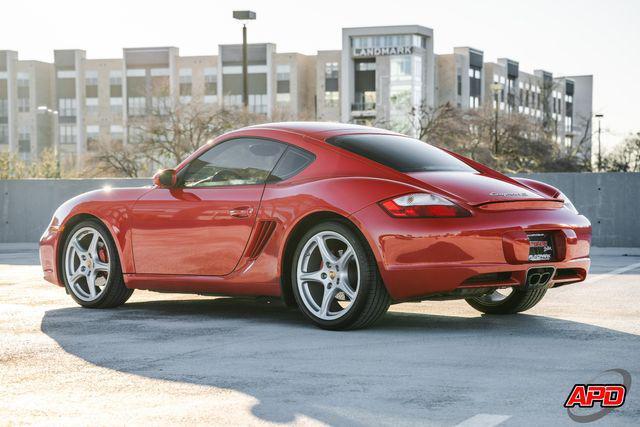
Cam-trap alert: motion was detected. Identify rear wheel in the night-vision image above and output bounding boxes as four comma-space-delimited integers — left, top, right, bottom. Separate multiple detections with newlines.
62, 219, 133, 308
465, 286, 547, 314
291, 221, 390, 330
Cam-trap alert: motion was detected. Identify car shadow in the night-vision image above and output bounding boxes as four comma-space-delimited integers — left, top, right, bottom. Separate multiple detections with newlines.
41, 297, 640, 425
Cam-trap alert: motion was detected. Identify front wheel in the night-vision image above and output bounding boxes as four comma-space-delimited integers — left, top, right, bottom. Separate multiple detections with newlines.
291, 221, 390, 330
61, 219, 133, 308
465, 286, 547, 314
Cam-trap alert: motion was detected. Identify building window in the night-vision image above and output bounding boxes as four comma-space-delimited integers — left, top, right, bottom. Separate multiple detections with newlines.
248, 94, 268, 114
59, 124, 77, 145
150, 68, 169, 77
325, 62, 339, 80
356, 61, 376, 71
565, 116, 572, 132
0, 124, 8, 144
18, 127, 30, 152
152, 96, 171, 114
468, 66, 481, 105
18, 97, 30, 113
223, 94, 242, 108
86, 125, 99, 151
354, 59, 376, 111
17, 72, 30, 112
110, 125, 123, 142
457, 75, 462, 96
204, 67, 217, 103
85, 70, 98, 86
179, 68, 193, 104
125, 68, 144, 78
276, 64, 290, 98
128, 97, 146, 116
109, 71, 122, 85
86, 97, 99, 114
276, 93, 291, 103
325, 91, 339, 107
85, 70, 98, 98
179, 68, 192, 96
110, 97, 123, 114
58, 98, 77, 117
109, 71, 122, 97
468, 68, 481, 79
0, 99, 8, 117
390, 56, 411, 78
324, 62, 339, 106
351, 34, 425, 49
57, 70, 76, 79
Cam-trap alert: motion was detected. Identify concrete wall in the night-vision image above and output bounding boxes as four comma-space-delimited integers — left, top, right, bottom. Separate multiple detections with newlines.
0, 178, 148, 243
512, 173, 640, 247
1, 173, 639, 246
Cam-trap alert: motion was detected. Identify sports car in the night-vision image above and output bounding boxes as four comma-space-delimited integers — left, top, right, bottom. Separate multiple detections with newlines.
39, 122, 591, 330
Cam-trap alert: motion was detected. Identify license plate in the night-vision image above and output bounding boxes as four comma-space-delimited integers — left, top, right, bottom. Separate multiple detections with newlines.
527, 232, 554, 262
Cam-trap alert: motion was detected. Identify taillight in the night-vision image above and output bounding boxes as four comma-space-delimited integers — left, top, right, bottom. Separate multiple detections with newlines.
379, 193, 470, 218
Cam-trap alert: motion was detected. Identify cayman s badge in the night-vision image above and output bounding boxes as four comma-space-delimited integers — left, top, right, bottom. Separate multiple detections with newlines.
489, 191, 529, 197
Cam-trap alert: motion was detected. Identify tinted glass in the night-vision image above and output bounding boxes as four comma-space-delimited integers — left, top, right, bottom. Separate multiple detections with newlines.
268, 147, 315, 183
327, 134, 476, 173
182, 138, 286, 187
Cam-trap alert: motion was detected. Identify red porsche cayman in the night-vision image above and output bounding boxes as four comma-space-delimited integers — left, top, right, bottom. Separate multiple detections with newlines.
39, 122, 591, 330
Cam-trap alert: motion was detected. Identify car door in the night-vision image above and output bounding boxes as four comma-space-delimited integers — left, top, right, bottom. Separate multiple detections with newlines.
131, 137, 287, 276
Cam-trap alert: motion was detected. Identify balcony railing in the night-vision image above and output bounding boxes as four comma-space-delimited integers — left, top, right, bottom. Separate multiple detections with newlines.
351, 102, 376, 112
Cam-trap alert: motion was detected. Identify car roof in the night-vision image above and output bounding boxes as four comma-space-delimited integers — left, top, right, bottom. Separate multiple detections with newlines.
245, 121, 400, 140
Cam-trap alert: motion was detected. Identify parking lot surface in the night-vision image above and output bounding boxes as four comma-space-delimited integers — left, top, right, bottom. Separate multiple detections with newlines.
1, 245, 639, 426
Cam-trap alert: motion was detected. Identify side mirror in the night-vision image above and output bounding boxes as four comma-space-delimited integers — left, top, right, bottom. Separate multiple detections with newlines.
153, 169, 177, 188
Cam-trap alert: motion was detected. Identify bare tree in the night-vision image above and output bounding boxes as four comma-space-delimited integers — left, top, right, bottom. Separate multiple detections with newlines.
94, 93, 268, 177
409, 101, 585, 173
604, 132, 640, 172
94, 141, 146, 178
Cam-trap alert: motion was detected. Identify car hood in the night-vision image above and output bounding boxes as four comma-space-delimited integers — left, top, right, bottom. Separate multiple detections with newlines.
406, 171, 549, 206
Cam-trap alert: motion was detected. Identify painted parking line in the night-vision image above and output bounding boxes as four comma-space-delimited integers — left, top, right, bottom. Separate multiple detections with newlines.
584, 262, 640, 285
455, 414, 511, 427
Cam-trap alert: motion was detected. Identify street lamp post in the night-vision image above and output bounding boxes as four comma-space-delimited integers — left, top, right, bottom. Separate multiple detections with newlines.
490, 83, 503, 155
595, 113, 604, 172
233, 10, 256, 110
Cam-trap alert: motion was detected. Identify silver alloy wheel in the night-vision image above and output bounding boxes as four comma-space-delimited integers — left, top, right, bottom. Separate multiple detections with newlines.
474, 288, 514, 305
296, 231, 360, 321
64, 226, 111, 302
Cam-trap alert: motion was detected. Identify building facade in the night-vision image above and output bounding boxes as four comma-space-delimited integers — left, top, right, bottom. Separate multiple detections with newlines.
1, 25, 593, 169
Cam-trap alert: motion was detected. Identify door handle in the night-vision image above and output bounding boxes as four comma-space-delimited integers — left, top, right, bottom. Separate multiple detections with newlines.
229, 206, 254, 218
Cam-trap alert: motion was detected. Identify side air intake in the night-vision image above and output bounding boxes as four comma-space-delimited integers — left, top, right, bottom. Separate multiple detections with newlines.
246, 220, 277, 259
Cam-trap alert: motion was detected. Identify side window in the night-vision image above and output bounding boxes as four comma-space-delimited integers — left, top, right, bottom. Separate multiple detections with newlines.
268, 147, 315, 183
181, 138, 286, 188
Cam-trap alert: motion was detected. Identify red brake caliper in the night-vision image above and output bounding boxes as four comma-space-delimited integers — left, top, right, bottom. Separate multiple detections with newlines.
98, 247, 108, 263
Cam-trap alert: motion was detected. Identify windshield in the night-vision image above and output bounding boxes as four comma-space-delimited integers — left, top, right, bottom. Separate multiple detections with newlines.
326, 134, 476, 173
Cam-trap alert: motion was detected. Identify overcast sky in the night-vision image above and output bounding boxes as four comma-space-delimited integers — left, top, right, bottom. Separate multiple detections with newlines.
3, 0, 638, 150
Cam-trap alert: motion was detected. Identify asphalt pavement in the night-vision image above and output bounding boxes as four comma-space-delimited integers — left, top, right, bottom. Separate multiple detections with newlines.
1, 244, 639, 426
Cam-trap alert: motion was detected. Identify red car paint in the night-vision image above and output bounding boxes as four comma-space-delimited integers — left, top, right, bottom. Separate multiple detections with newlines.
39, 122, 591, 301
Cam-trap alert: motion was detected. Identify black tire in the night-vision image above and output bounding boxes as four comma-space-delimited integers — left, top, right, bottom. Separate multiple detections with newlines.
61, 219, 133, 308
465, 286, 547, 314
291, 221, 390, 330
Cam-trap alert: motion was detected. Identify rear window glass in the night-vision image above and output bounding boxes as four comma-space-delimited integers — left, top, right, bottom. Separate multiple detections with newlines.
326, 134, 476, 173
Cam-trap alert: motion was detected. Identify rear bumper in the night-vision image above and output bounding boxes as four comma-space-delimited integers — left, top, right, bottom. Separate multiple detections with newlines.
350, 204, 592, 301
